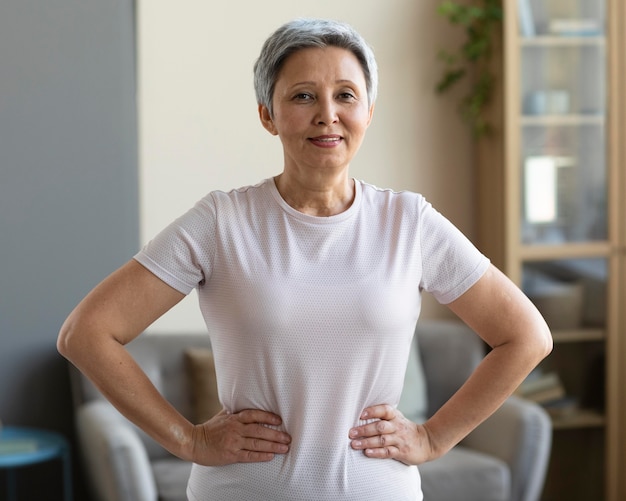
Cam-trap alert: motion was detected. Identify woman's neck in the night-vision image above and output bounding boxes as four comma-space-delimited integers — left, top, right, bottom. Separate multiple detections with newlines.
274, 172, 355, 217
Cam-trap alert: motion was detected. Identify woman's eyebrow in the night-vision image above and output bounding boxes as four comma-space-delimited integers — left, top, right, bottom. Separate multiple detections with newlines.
289, 79, 359, 88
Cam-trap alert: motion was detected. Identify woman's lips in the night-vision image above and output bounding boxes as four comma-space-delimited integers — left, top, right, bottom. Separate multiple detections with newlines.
309, 135, 342, 148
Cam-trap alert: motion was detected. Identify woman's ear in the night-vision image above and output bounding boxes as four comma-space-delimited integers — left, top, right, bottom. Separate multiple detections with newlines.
258, 104, 278, 136
366, 103, 375, 127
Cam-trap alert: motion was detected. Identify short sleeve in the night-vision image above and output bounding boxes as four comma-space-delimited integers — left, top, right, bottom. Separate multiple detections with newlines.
133, 195, 218, 295
418, 201, 490, 304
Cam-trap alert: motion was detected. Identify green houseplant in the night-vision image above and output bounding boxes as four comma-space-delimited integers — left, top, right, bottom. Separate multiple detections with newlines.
436, 0, 503, 137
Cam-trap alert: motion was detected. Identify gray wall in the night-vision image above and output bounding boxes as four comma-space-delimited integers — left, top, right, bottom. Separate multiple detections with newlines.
0, 1, 138, 498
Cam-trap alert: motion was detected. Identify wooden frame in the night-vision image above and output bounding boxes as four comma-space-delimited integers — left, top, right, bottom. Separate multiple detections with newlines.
478, 1, 625, 498
606, 0, 626, 498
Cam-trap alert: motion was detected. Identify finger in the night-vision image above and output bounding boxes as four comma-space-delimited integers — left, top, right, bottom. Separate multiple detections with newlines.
237, 450, 279, 463
359, 404, 396, 421
349, 417, 394, 440
350, 429, 397, 451
243, 422, 292, 445
241, 436, 290, 455
236, 408, 284, 426
363, 445, 399, 460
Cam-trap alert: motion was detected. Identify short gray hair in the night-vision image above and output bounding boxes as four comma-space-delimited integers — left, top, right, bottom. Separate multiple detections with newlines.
254, 18, 378, 116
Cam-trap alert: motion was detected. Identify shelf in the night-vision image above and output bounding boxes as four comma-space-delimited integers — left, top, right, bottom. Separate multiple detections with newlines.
520, 114, 605, 127
551, 409, 605, 430
520, 36, 606, 47
552, 329, 605, 343
487, 1, 625, 498
518, 242, 612, 260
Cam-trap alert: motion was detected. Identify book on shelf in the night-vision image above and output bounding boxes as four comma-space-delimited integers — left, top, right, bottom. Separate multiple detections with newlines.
516, 370, 567, 404
543, 397, 579, 420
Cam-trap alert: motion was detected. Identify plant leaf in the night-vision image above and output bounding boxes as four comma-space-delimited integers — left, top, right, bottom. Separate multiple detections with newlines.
435, 0, 502, 137
436, 68, 467, 93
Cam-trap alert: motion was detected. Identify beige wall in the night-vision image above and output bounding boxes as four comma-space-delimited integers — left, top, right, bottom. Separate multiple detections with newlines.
138, 0, 474, 332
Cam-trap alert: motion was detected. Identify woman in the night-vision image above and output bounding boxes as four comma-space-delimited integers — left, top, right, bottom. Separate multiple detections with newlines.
58, 18, 552, 500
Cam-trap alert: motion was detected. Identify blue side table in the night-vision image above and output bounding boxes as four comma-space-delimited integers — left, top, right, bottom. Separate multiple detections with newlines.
0, 426, 72, 501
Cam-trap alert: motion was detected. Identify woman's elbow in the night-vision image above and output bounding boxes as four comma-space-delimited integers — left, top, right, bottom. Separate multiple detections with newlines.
57, 312, 93, 363
57, 317, 78, 361
532, 321, 554, 363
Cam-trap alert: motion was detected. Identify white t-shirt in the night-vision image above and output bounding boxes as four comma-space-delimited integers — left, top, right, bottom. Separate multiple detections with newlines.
134, 178, 490, 501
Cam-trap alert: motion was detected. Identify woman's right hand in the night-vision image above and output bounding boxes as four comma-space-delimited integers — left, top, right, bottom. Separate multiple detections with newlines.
190, 409, 292, 466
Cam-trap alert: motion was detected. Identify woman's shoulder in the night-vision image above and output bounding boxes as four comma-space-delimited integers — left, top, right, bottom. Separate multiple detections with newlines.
205, 178, 272, 206
357, 180, 429, 211
178, 179, 273, 221
358, 179, 423, 198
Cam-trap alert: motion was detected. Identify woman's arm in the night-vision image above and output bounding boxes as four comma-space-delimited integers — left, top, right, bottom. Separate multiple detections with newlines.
58, 259, 197, 459
420, 264, 552, 458
58, 259, 291, 464
349, 264, 552, 464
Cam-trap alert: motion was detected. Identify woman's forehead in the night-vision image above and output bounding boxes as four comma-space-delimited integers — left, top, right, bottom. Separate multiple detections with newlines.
276, 46, 366, 86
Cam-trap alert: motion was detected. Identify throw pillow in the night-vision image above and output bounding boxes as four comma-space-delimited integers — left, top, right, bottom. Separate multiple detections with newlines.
184, 348, 223, 424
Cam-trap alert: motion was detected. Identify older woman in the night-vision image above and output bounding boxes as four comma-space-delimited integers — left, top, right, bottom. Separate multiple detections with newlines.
58, 18, 551, 500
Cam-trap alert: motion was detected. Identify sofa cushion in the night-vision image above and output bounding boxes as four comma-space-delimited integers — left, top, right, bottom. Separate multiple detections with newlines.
152, 458, 192, 501
184, 348, 223, 424
416, 321, 485, 417
419, 446, 510, 501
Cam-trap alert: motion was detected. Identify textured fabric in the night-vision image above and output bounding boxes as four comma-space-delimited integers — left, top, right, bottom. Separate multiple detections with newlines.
134, 178, 489, 501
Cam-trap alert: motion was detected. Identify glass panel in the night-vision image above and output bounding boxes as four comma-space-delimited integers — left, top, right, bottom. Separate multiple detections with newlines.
517, 1, 607, 245
520, 124, 607, 244
521, 259, 606, 429
520, 0, 606, 37
536, 341, 605, 416
522, 258, 607, 329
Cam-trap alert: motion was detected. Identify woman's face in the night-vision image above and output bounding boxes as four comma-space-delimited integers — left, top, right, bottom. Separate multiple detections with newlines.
259, 46, 374, 177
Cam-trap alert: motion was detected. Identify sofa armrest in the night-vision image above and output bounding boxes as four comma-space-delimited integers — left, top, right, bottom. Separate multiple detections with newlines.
76, 400, 158, 501
461, 396, 552, 501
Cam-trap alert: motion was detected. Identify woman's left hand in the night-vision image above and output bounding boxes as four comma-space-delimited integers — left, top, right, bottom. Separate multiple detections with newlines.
348, 404, 435, 466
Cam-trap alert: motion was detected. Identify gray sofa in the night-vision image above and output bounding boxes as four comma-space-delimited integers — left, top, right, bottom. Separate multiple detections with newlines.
69, 320, 552, 501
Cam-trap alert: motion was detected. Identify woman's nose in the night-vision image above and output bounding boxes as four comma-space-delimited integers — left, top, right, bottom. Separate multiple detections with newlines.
315, 98, 339, 125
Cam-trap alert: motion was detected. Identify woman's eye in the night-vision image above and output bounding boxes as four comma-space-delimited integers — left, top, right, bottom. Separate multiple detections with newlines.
294, 93, 313, 101
339, 92, 356, 100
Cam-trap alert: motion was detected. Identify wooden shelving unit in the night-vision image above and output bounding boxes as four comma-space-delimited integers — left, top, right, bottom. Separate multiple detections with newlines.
477, 1, 626, 499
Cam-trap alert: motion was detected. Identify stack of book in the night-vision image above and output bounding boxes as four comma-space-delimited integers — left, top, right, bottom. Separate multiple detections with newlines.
516, 370, 578, 418
517, 371, 565, 403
